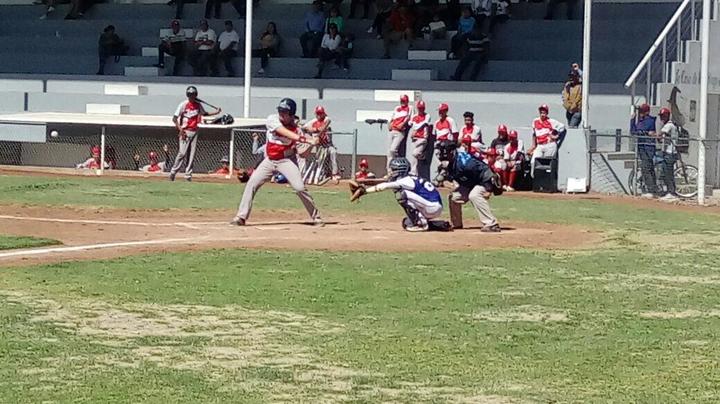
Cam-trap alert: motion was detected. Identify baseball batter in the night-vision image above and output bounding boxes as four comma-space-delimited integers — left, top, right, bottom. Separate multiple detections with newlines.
230, 98, 323, 226
408, 100, 431, 177
349, 157, 451, 232
436, 139, 502, 232
387, 94, 412, 173
169, 86, 221, 182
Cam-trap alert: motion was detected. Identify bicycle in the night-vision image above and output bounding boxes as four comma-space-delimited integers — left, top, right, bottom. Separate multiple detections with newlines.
627, 149, 698, 198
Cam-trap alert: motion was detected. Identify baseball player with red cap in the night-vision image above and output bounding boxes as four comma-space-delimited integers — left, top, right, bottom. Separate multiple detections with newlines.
303, 105, 341, 183
433, 103, 458, 143
408, 100, 431, 177
169, 85, 222, 182
501, 130, 525, 191
387, 94, 412, 174
76, 145, 107, 169
529, 104, 565, 177
355, 158, 376, 180
231, 98, 323, 226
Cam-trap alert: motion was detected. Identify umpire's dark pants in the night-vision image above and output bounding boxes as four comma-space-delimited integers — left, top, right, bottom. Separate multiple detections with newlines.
638, 146, 657, 195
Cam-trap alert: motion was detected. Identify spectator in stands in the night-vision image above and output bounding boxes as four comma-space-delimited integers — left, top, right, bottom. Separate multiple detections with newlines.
156, 20, 186, 76
383, 5, 415, 59
572, 62, 583, 81
449, 28, 489, 81
416, 0, 440, 33
314, 23, 343, 78
254, 22, 281, 75
490, 0, 510, 32
424, 13, 447, 40
545, 0, 577, 20
562, 71, 582, 128
442, 0, 462, 30
189, 19, 217, 76
205, 0, 221, 20
65, 0, 89, 19
348, 0, 371, 19
337, 33, 355, 71
471, 0, 491, 35
326, 6, 345, 33
630, 103, 658, 198
39, 0, 56, 20
368, 0, 394, 38
97, 25, 129, 75
450, 7, 475, 59
300, 1, 326, 58
216, 20, 240, 77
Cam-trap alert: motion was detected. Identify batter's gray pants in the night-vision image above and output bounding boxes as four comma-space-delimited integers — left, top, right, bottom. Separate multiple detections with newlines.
449, 185, 498, 228
387, 130, 406, 172
170, 130, 198, 179
236, 157, 321, 221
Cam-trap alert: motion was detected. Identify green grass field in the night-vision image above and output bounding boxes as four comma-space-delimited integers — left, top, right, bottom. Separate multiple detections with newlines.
1, 174, 720, 403
0, 235, 59, 251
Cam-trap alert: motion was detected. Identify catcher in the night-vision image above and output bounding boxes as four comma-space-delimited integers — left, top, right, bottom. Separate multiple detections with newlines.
349, 157, 451, 232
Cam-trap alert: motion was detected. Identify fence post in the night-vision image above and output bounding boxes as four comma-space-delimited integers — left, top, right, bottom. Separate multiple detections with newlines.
100, 125, 106, 175
615, 129, 622, 152
587, 129, 595, 191
228, 129, 235, 179
351, 129, 358, 179
633, 137, 639, 196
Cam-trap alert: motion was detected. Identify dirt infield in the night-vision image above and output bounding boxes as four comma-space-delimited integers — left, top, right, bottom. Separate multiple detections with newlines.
0, 204, 600, 266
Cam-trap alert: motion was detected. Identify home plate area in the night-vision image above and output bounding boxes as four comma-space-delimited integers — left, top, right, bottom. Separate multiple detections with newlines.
0, 205, 599, 266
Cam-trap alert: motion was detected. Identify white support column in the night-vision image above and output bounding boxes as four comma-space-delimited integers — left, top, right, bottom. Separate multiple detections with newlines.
698, 0, 710, 204
581, 0, 591, 129
100, 126, 106, 175
227, 129, 235, 179
243, 0, 253, 118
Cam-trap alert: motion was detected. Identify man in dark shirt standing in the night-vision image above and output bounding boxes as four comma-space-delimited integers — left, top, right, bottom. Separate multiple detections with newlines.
450, 28, 489, 81
300, 1, 326, 58
631, 103, 658, 198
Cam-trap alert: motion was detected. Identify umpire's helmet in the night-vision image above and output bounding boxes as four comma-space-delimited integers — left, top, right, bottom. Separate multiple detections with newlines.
388, 157, 411, 180
436, 139, 457, 162
277, 98, 297, 116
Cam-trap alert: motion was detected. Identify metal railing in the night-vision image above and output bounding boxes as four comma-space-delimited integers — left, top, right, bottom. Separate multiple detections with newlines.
624, 0, 700, 105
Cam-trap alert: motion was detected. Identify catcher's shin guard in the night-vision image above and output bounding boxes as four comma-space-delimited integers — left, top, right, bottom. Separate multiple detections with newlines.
395, 190, 425, 227
448, 193, 463, 229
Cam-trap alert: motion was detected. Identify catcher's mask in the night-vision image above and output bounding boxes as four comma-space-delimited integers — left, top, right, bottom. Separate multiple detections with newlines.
210, 114, 234, 125
436, 139, 457, 162
388, 157, 411, 181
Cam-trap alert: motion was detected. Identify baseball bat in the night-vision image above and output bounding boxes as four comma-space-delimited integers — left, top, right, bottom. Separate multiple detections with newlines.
196, 98, 221, 110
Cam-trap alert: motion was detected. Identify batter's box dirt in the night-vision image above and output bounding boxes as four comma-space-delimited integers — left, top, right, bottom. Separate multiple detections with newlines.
0, 204, 601, 267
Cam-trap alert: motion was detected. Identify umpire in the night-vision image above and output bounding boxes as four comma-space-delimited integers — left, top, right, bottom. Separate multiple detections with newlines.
436, 140, 502, 232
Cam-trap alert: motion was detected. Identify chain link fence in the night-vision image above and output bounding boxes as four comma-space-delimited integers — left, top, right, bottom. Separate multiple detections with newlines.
0, 124, 358, 183
588, 130, 720, 202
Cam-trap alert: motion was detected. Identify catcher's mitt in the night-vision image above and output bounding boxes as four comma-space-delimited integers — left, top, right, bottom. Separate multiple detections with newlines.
348, 180, 367, 202
237, 170, 250, 183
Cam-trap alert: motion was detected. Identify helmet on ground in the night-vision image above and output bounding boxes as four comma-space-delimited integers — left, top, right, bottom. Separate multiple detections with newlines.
400, 94, 409, 104
275, 173, 287, 183
388, 157, 411, 180
359, 158, 369, 168
638, 103, 650, 113
220, 155, 229, 163
659, 107, 671, 117
436, 139, 458, 162
497, 124, 508, 135
315, 105, 326, 115
538, 104, 549, 113
148, 151, 158, 160
438, 103, 449, 112
186, 86, 198, 96
277, 98, 297, 116
416, 100, 426, 110
508, 130, 518, 139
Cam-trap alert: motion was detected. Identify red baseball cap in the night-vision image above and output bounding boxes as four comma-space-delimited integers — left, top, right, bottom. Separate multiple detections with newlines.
438, 103, 449, 112
497, 124, 508, 135
400, 94, 409, 104
315, 105, 326, 115
416, 100, 426, 110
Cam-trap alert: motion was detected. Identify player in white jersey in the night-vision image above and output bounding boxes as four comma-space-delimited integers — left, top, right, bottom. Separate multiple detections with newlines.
386, 94, 412, 173
460, 111, 483, 151
350, 157, 451, 232
408, 100, 432, 177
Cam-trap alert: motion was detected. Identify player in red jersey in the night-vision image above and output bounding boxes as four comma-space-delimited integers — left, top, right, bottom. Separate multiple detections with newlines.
355, 158, 376, 180
408, 100, 431, 176
501, 130, 525, 191
386, 94, 411, 173
169, 86, 221, 182
231, 98, 323, 226
529, 104, 565, 177
433, 103, 458, 144
303, 105, 341, 183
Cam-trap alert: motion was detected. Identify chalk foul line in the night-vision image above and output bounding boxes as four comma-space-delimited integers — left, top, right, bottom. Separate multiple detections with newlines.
0, 238, 195, 259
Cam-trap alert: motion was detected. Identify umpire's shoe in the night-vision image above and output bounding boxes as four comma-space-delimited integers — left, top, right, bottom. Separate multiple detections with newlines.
481, 224, 501, 233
